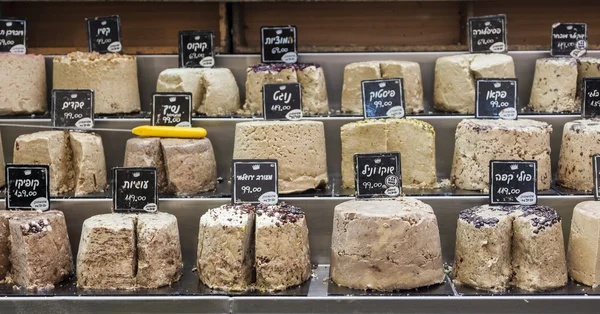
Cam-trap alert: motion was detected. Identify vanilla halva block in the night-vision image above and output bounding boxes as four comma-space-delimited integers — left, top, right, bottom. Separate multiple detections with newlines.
255, 203, 311, 291
244, 63, 329, 115
9, 210, 73, 289
451, 119, 552, 191
454, 205, 567, 291
557, 119, 600, 191
70, 132, 107, 196
341, 61, 424, 114
77, 214, 137, 289
568, 201, 600, 287
136, 212, 183, 288
160, 138, 217, 195
577, 57, 600, 100
13, 131, 75, 195
331, 198, 444, 291
233, 120, 328, 193
53, 52, 140, 114
529, 58, 578, 112
156, 68, 241, 116
434, 54, 515, 113
341, 118, 437, 189
197, 204, 255, 291
0, 54, 47, 115
123, 137, 168, 193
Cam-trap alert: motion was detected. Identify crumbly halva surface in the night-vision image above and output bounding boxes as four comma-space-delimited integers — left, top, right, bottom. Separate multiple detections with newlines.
451, 118, 552, 191
13, 130, 107, 196
156, 68, 240, 116
244, 63, 329, 115
77, 212, 182, 289
433, 54, 515, 113
53, 52, 140, 114
529, 58, 578, 113
341, 60, 424, 114
330, 198, 444, 291
233, 120, 328, 194
340, 118, 437, 189
453, 205, 567, 291
0, 54, 47, 116
557, 119, 600, 191
568, 201, 600, 287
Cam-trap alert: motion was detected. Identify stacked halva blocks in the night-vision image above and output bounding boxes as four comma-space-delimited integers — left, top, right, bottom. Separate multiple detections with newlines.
197, 203, 311, 291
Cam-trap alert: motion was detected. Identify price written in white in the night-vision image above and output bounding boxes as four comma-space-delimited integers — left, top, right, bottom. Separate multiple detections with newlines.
369, 89, 396, 108
13, 178, 40, 197
62, 101, 85, 119
161, 105, 182, 124
553, 33, 586, 50
265, 36, 293, 54
486, 90, 510, 108
187, 42, 208, 60
0, 39, 15, 46
124, 194, 146, 202
96, 27, 112, 45
587, 89, 600, 107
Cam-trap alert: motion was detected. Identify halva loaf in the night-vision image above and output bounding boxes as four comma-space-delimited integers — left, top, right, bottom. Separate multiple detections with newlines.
529, 58, 578, 112
568, 201, 600, 287
123, 137, 168, 193
557, 119, 600, 191
0, 54, 47, 115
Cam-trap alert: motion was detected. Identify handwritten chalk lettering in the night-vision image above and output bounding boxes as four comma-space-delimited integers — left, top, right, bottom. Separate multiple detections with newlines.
265, 36, 294, 45
62, 101, 85, 110
472, 27, 502, 36
369, 89, 396, 102
187, 42, 207, 52
273, 90, 292, 104
361, 164, 396, 178
97, 27, 111, 36
122, 180, 149, 189
3, 29, 24, 36
15, 179, 39, 190
163, 105, 180, 115
486, 90, 507, 101
188, 52, 206, 59
494, 171, 532, 184
237, 174, 255, 181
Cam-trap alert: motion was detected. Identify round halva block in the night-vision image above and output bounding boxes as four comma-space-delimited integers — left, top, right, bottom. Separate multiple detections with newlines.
69, 131, 107, 196
255, 203, 311, 291
160, 138, 217, 195
529, 58, 578, 113
451, 119, 552, 191
557, 119, 600, 191
341, 118, 436, 189
53, 52, 140, 114
124, 137, 168, 193
331, 198, 444, 291
0, 54, 46, 115
341, 61, 381, 114
197, 204, 255, 291
233, 120, 328, 194
453, 205, 567, 291
577, 57, 600, 100
434, 54, 515, 114
568, 201, 600, 287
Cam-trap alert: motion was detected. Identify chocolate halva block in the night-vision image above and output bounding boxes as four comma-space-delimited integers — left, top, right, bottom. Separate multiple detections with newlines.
0, 54, 47, 115
341, 118, 437, 189
255, 203, 311, 291
568, 201, 600, 287
77, 214, 137, 289
69, 131, 107, 196
197, 204, 255, 291
160, 138, 217, 195
341, 61, 424, 114
53, 52, 140, 114
529, 58, 578, 113
453, 205, 567, 291
233, 120, 328, 194
136, 212, 183, 288
9, 210, 73, 289
451, 119, 552, 191
434, 54, 515, 113
123, 137, 168, 193
156, 68, 241, 116
557, 119, 600, 191
13, 131, 75, 195
331, 198, 444, 291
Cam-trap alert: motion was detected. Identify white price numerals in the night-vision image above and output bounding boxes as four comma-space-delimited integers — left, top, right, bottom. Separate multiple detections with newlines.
477, 38, 495, 45
373, 101, 393, 109
490, 100, 509, 108
162, 116, 181, 124
271, 104, 291, 112
64, 112, 83, 119
14, 190, 37, 198
0, 39, 15, 46
241, 186, 262, 194
125, 194, 146, 202
362, 182, 384, 189
497, 187, 520, 195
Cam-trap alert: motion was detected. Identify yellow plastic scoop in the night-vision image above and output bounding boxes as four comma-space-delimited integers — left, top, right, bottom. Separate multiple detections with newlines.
132, 125, 207, 138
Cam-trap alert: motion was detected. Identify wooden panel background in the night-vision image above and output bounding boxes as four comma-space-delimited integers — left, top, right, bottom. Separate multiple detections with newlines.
0, 2, 226, 54
233, 1, 464, 52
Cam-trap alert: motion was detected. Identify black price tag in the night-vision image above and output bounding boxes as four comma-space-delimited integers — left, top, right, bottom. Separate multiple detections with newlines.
0, 18, 26, 54
593, 155, 600, 201
112, 167, 158, 213
489, 160, 537, 205
86, 15, 122, 54
5, 164, 50, 211
468, 15, 507, 53
551, 23, 587, 58
361, 78, 405, 119
354, 152, 401, 198
232, 160, 278, 205
262, 83, 302, 120
261, 26, 297, 64
52, 89, 94, 129
179, 30, 215, 68
475, 78, 518, 120
152, 93, 192, 127
582, 78, 600, 118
